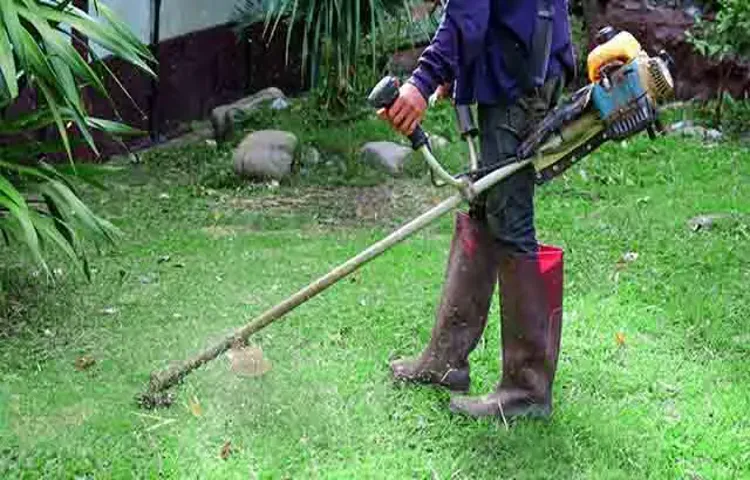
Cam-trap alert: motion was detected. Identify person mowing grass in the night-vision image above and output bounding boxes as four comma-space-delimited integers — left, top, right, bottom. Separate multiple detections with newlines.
378, 0, 578, 420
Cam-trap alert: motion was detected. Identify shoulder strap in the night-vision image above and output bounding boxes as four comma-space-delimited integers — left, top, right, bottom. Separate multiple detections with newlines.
501, 0, 556, 93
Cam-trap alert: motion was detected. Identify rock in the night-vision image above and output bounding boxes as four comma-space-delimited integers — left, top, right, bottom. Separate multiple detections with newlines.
667, 121, 723, 142
233, 130, 298, 180
698, 128, 723, 142
687, 213, 735, 232
360, 141, 413, 176
270, 97, 290, 111
301, 146, 322, 167
152, 121, 214, 151
211, 87, 286, 142
428, 134, 450, 150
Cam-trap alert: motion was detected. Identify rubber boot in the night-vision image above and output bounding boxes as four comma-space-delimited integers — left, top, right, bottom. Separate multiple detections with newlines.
449, 245, 564, 419
389, 211, 500, 392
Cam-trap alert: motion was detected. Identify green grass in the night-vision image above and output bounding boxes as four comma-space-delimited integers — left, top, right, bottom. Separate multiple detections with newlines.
1, 120, 749, 478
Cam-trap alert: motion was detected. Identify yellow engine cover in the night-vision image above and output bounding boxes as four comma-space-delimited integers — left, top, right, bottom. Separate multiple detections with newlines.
587, 31, 643, 82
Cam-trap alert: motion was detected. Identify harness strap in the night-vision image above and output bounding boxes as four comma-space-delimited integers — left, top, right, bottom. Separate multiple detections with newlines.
501, 0, 556, 94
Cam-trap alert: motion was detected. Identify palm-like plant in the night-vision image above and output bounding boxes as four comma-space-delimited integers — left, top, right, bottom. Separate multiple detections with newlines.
234, 0, 432, 109
0, 0, 154, 278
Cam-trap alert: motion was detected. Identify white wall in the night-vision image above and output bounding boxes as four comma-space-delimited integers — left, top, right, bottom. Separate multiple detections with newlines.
94, 0, 152, 44
87, 0, 237, 58
159, 0, 237, 40
89, 0, 152, 58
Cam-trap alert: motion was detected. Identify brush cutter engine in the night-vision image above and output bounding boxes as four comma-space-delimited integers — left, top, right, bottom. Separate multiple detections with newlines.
520, 33, 675, 184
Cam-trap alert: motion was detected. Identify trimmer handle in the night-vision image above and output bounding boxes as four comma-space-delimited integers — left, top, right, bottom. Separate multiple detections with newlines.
455, 104, 478, 139
368, 76, 430, 151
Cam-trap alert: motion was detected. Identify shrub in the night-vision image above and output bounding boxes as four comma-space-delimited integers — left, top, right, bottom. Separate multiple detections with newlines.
0, 0, 154, 279
233, 0, 421, 111
686, 0, 750, 125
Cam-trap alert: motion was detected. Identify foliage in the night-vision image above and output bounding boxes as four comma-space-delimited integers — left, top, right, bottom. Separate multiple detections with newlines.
0, 0, 154, 279
686, 0, 750, 124
233, 0, 267, 24
233, 0, 420, 110
675, 94, 750, 136
377, 3, 440, 52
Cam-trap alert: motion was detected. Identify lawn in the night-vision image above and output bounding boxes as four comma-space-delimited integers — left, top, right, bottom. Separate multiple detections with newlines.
1, 115, 749, 478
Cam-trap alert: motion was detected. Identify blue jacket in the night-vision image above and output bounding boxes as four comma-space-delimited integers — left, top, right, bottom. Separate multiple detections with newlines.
409, 0, 576, 105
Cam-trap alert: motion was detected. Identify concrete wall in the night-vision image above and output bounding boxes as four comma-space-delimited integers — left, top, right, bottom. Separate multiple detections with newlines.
89, 0, 152, 58
79, 0, 303, 155
94, 0, 152, 44
91, 0, 237, 48
159, 0, 238, 40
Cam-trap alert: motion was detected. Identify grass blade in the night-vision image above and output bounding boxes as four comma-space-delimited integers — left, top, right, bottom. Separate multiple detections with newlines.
0, 177, 47, 274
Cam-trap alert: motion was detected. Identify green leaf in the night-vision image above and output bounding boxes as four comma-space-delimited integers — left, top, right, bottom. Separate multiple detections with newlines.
39, 5, 155, 77
40, 180, 121, 245
0, 0, 147, 278
0, 21, 19, 102
31, 209, 81, 272
85, 117, 145, 137
1, 1, 26, 63
0, 108, 57, 134
0, 159, 55, 182
41, 161, 122, 191
0, 169, 27, 206
18, 4, 108, 99
94, 2, 154, 61
36, 80, 73, 161
0, 176, 47, 274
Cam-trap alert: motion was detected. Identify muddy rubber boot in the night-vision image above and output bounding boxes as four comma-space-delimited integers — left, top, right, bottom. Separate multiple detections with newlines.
390, 211, 500, 392
449, 245, 564, 419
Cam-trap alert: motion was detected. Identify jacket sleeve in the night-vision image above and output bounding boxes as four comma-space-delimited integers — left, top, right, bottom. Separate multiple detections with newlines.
408, 0, 490, 100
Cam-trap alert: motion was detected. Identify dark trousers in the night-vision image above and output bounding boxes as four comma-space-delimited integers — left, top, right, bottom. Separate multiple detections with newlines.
471, 77, 564, 254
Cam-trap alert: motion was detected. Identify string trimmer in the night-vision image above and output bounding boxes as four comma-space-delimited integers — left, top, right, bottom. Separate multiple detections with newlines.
138, 28, 675, 407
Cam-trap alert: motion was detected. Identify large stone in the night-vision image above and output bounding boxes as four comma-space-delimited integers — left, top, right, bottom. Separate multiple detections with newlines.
233, 130, 298, 180
211, 87, 286, 142
666, 121, 723, 142
360, 141, 413, 176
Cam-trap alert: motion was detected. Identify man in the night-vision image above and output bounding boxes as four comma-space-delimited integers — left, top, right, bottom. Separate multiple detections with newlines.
379, 0, 576, 420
